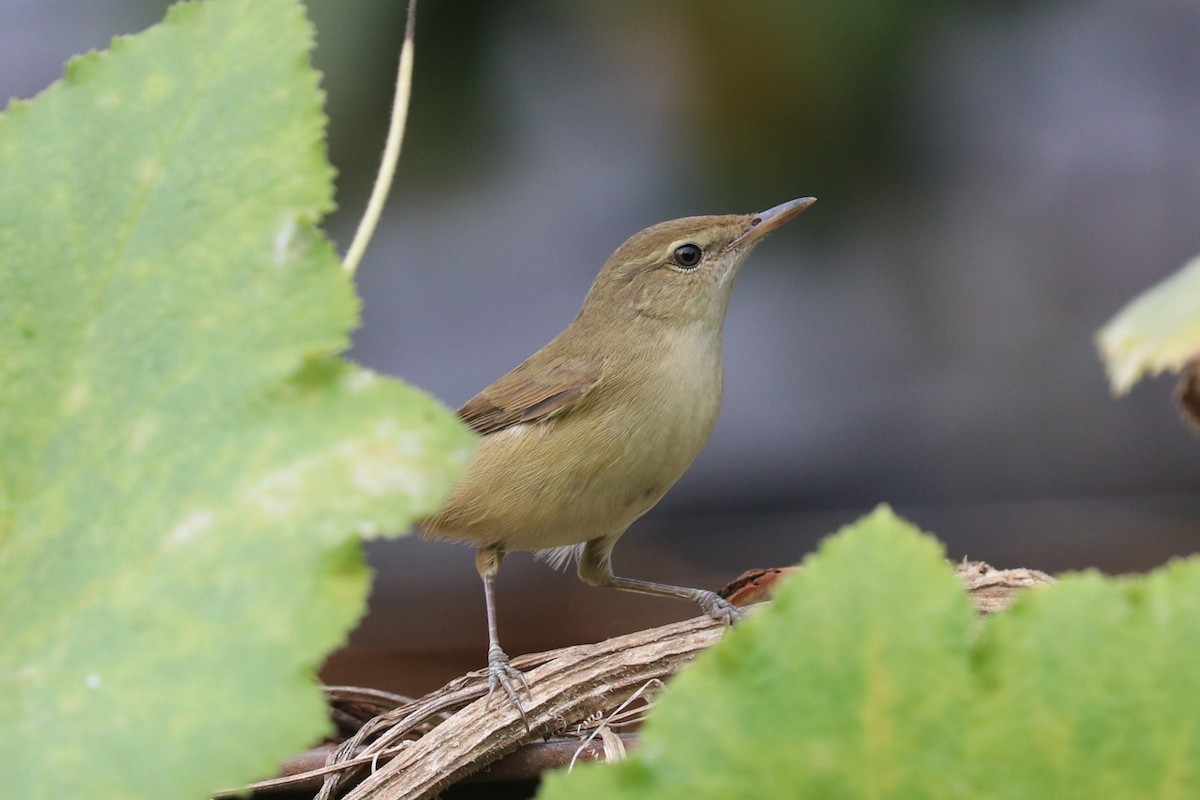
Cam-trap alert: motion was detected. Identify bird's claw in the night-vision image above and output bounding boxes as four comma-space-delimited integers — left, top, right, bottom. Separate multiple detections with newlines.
698, 591, 748, 625
486, 644, 531, 730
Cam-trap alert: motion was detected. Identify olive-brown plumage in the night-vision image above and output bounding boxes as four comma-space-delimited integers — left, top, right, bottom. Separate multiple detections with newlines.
422, 198, 814, 716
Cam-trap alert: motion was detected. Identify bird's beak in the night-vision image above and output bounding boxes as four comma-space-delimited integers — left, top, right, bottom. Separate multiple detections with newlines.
734, 197, 816, 246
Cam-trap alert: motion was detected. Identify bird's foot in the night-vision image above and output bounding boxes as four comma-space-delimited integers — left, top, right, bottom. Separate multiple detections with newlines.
697, 590, 749, 625
486, 644, 531, 730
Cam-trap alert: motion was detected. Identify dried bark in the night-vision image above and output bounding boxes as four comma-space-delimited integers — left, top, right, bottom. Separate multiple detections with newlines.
235, 562, 1052, 800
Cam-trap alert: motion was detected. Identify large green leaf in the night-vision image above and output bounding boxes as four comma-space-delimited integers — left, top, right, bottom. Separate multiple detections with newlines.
0, 2, 473, 798
970, 564, 1200, 797
1098, 254, 1200, 394
539, 508, 1200, 799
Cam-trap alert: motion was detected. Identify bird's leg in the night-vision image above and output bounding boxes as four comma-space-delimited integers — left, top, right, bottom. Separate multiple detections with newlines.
476, 546, 530, 728
577, 538, 747, 625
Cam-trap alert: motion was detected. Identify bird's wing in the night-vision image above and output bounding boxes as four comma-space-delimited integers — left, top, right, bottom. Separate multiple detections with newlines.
458, 357, 604, 436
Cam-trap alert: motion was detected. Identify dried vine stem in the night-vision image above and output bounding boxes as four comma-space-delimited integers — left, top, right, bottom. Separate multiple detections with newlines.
235, 563, 1052, 799
339, 615, 726, 800
341, 0, 418, 277
956, 561, 1053, 613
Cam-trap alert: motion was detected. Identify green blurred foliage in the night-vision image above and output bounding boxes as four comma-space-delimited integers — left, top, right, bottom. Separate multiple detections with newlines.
306, 0, 967, 209
669, 0, 958, 207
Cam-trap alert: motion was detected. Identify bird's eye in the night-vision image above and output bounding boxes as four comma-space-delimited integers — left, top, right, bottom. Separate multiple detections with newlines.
671, 243, 703, 269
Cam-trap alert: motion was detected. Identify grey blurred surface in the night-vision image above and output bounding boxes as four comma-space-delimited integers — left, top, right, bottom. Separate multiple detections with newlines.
5, 0, 1198, 692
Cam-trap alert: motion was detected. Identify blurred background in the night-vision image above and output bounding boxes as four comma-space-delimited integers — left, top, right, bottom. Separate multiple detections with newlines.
4, 0, 1198, 693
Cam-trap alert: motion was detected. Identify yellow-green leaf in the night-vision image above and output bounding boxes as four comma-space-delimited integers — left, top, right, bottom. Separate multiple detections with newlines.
1098, 255, 1200, 394
0, 2, 472, 798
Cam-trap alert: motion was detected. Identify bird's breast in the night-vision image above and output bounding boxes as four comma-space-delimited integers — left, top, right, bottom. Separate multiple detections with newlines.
425, 325, 725, 551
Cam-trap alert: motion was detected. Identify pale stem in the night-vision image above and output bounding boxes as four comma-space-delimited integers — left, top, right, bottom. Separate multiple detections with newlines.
342, 0, 418, 277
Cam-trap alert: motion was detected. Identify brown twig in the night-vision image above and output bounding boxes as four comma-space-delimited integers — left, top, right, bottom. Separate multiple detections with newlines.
956, 560, 1054, 613
1177, 360, 1200, 429
234, 562, 1051, 800
339, 615, 725, 800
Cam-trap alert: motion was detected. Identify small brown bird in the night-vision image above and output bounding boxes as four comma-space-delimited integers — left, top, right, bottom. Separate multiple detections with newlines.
423, 197, 815, 713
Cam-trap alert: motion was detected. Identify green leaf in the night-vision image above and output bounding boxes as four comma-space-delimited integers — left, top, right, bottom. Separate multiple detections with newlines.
0, 2, 473, 798
539, 506, 977, 799
1098, 254, 1200, 394
540, 509, 1200, 799
970, 563, 1200, 798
